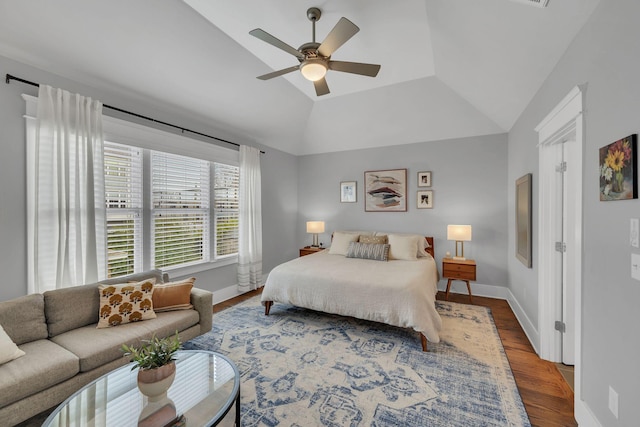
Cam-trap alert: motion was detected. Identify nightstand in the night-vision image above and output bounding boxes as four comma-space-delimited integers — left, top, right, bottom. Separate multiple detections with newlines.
442, 258, 476, 302
299, 246, 325, 257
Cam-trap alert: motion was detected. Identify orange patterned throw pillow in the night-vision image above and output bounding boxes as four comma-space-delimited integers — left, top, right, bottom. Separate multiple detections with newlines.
97, 279, 157, 328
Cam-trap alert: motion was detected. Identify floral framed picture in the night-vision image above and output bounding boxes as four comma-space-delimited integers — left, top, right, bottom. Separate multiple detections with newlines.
417, 171, 432, 187
364, 169, 407, 212
417, 190, 433, 209
599, 134, 638, 201
340, 181, 357, 203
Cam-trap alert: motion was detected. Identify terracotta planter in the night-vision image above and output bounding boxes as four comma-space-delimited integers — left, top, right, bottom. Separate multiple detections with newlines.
137, 361, 176, 401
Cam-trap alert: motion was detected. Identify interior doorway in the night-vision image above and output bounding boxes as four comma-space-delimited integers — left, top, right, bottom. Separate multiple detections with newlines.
535, 85, 584, 406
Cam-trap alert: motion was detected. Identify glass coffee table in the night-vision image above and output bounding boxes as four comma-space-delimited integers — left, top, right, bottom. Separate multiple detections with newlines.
44, 350, 240, 427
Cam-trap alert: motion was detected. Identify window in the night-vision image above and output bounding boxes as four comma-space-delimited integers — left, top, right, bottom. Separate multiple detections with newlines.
105, 142, 142, 277
151, 151, 210, 269
104, 147, 239, 277
25, 94, 240, 280
214, 163, 240, 257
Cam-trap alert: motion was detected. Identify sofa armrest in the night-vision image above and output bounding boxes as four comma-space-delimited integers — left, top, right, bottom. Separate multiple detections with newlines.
190, 288, 213, 335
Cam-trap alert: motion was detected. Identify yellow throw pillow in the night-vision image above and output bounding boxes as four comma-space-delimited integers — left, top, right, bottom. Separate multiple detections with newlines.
153, 277, 195, 312
97, 279, 156, 328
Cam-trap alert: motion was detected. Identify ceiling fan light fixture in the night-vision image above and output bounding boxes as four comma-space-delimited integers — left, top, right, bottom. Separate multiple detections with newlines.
300, 59, 327, 81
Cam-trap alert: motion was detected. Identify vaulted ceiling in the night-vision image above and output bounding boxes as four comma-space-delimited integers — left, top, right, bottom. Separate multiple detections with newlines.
0, 0, 600, 155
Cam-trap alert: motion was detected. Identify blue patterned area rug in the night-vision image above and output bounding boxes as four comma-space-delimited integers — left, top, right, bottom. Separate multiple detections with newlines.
184, 296, 531, 427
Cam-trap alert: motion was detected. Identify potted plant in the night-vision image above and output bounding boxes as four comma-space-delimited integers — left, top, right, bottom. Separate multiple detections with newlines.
121, 332, 181, 400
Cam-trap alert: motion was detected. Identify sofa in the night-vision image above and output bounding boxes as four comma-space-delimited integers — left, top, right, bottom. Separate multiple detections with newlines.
0, 270, 213, 426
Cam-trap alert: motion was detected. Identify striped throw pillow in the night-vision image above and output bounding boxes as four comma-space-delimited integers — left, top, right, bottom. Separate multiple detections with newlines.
346, 242, 390, 261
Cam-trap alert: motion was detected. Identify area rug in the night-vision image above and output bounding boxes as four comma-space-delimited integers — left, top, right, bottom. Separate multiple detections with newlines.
184, 296, 531, 427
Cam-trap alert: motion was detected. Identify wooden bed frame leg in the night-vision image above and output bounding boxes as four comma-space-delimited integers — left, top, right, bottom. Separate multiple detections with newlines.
420, 333, 428, 352
264, 301, 273, 315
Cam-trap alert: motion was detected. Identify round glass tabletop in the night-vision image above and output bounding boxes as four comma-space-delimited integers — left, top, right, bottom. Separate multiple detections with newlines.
44, 350, 240, 427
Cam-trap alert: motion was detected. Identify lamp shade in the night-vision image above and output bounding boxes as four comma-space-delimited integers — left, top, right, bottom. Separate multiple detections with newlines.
447, 225, 472, 241
306, 221, 325, 234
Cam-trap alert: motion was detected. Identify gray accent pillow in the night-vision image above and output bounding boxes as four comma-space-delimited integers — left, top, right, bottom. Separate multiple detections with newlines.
346, 242, 390, 261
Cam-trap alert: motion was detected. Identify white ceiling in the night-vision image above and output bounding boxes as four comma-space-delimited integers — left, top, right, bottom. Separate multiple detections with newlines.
0, 0, 600, 155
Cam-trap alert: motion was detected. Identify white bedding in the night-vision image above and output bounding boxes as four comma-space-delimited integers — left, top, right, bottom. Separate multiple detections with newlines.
261, 250, 442, 343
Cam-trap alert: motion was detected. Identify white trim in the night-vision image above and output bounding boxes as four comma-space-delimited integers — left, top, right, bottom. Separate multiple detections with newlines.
212, 274, 267, 304
575, 398, 603, 427
535, 85, 585, 420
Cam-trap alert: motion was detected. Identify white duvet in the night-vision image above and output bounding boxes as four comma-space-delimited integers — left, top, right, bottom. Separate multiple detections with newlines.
261, 250, 442, 343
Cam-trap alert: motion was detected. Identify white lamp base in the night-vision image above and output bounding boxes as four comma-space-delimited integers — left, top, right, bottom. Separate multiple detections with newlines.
452, 256, 466, 261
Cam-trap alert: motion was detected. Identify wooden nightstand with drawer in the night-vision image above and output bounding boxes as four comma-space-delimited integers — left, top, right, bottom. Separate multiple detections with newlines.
442, 258, 476, 302
299, 246, 325, 257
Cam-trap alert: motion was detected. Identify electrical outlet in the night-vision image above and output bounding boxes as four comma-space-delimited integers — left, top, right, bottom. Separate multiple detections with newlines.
609, 386, 619, 419
632, 254, 640, 281
631, 218, 639, 248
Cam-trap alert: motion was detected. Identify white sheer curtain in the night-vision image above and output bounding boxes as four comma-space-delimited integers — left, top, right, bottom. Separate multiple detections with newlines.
27, 85, 106, 294
237, 145, 262, 292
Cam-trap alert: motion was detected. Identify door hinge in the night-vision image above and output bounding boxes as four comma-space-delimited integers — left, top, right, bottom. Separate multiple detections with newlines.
556, 162, 567, 173
555, 242, 566, 252
555, 321, 566, 333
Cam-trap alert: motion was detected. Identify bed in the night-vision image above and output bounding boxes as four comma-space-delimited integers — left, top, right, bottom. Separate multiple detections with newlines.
261, 232, 442, 351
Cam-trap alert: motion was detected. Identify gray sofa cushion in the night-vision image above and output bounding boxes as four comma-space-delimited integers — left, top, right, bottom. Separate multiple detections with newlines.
0, 294, 48, 345
51, 310, 199, 372
0, 339, 78, 408
45, 270, 166, 337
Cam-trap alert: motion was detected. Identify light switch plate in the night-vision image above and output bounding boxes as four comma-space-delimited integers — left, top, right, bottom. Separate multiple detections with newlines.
631, 218, 639, 248
632, 253, 640, 281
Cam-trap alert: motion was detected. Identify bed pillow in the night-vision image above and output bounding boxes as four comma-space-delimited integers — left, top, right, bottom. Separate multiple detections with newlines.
346, 242, 390, 261
97, 279, 156, 328
359, 235, 388, 244
0, 324, 25, 365
153, 277, 195, 312
329, 231, 361, 255
388, 234, 419, 261
377, 232, 430, 257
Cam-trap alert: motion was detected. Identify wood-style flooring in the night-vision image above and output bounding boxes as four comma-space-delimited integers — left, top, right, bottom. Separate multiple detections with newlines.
217, 288, 576, 427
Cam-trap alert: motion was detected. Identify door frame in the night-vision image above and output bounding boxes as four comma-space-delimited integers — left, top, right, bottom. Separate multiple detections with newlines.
535, 85, 585, 411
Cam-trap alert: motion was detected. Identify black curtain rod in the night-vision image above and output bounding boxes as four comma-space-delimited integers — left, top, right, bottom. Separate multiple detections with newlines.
5, 73, 264, 154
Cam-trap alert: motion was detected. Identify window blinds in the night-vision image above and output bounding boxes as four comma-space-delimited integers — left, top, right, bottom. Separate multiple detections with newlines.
104, 142, 143, 277
152, 151, 210, 269
214, 163, 240, 257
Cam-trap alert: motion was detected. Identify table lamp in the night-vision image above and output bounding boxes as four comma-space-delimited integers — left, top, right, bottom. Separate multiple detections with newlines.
306, 221, 325, 247
447, 225, 472, 260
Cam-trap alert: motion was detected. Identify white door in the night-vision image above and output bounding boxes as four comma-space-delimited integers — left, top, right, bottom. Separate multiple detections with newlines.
554, 140, 575, 365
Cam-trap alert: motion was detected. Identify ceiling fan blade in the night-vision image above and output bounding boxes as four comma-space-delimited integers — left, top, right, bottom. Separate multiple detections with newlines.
313, 78, 330, 96
317, 17, 359, 57
249, 28, 304, 59
256, 65, 300, 80
329, 60, 381, 77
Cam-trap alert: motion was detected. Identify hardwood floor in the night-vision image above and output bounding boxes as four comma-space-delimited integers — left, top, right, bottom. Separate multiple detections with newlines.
216, 288, 576, 427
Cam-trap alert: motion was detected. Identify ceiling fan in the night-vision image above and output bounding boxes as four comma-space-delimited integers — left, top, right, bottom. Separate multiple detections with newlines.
249, 7, 381, 96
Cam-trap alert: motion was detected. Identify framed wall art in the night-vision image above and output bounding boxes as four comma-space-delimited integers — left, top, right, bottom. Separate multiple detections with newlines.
364, 169, 407, 212
340, 181, 357, 203
417, 171, 432, 187
516, 173, 532, 268
417, 190, 433, 209
599, 134, 638, 201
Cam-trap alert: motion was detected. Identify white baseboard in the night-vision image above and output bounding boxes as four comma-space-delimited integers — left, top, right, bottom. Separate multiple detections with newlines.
575, 398, 603, 427
212, 274, 267, 304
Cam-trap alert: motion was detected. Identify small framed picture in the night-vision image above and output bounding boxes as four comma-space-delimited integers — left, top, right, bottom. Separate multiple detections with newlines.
418, 171, 432, 187
340, 181, 357, 203
417, 190, 433, 209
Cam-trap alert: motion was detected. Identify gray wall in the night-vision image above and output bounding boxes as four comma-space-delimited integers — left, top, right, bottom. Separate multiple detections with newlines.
508, 1, 640, 425
297, 134, 509, 289
0, 54, 298, 300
